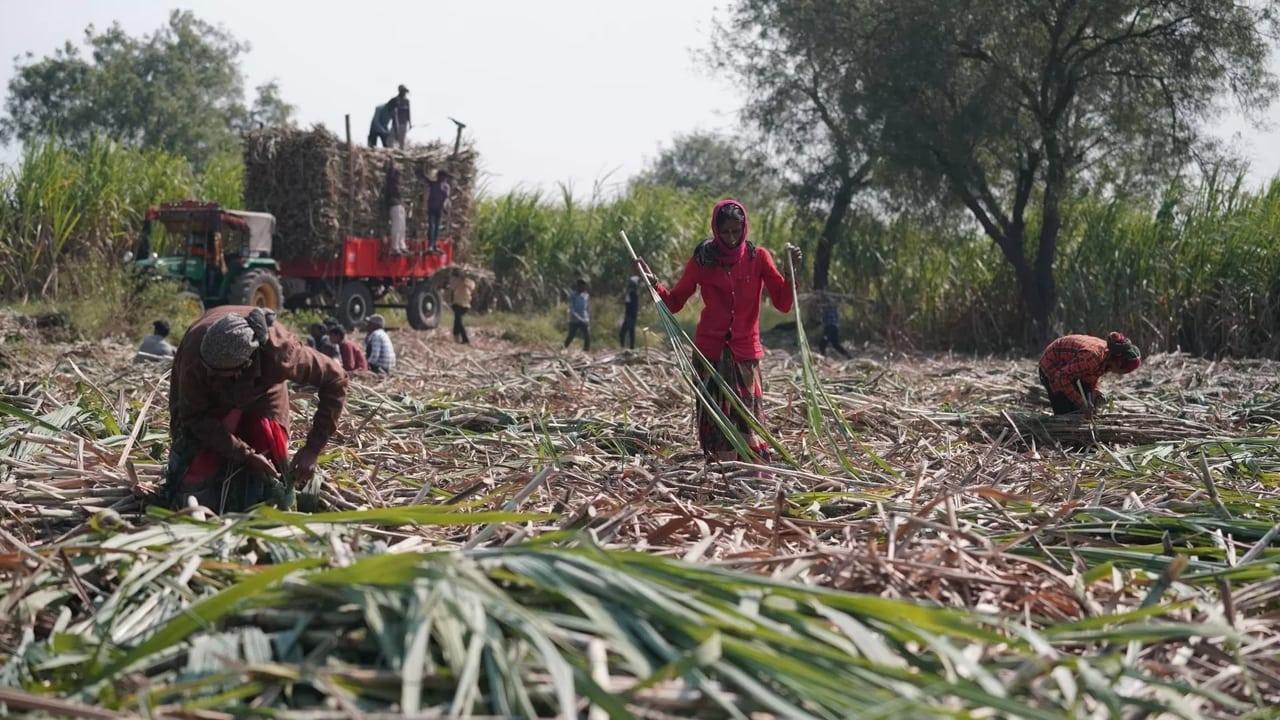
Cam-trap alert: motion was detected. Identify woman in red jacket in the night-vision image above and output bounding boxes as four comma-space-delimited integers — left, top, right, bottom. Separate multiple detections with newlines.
637, 199, 801, 462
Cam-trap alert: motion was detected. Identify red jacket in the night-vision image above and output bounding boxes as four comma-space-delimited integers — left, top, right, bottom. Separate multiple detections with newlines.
1038, 335, 1109, 407
657, 244, 793, 362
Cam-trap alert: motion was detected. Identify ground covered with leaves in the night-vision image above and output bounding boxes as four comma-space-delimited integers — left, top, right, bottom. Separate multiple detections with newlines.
1, 317, 1279, 718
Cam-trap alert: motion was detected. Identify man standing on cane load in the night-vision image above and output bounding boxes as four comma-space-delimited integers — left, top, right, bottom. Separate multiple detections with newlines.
166, 306, 347, 513
426, 170, 451, 254
385, 160, 407, 256
387, 85, 411, 148
447, 267, 476, 344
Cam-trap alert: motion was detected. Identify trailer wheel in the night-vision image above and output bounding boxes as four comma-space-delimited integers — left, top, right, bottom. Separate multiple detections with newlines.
231, 269, 284, 311
336, 282, 374, 330
407, 284, 442, 330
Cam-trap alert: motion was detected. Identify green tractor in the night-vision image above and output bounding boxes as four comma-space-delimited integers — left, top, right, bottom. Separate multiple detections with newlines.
128, 201, 284, 311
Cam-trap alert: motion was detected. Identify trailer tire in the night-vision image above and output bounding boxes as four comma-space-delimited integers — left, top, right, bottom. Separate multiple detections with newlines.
231, 269, 284, 311
406, 284, 442, 330
336, 282, 374, 330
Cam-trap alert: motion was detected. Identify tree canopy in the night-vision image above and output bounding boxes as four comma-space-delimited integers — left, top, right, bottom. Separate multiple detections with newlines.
710, 0, 882, 290
865, 0, 1278, 336
1, 10, 294, 167
633, 131, 782, 210
712, 0, 1278, 331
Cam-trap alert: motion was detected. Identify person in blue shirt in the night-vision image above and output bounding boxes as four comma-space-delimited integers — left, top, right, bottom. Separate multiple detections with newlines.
564, 278, 591, 351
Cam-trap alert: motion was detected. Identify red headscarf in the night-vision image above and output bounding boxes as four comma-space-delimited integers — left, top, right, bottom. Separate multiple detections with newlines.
710, 198, 749, 265
1107, 331, 1142, 373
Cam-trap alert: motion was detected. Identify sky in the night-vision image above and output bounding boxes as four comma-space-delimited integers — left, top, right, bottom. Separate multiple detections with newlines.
1, 0, 1279, 195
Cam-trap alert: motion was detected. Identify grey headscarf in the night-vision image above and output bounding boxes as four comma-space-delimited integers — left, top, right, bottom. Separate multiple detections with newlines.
365, 314, 385, 330
200, 308, 274, 370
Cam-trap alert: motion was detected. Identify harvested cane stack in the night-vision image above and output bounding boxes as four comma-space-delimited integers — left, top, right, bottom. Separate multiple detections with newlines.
242, 126, 478, 260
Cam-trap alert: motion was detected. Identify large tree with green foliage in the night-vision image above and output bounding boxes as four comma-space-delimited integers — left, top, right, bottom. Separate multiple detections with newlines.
633, 131, 783, 211
863, 0, 1278, 339
1, 10, 294, 167
710, 0, 881, 290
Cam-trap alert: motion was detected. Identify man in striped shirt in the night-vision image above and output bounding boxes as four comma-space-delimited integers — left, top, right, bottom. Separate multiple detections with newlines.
363, 315, 396, 374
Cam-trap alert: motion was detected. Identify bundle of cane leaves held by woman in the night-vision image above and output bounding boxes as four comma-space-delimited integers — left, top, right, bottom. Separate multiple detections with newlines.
630, 199, 803, 469
786, 252, 898, 481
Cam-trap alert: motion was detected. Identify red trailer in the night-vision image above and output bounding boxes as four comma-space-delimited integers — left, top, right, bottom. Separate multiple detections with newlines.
278, 236, 454, 330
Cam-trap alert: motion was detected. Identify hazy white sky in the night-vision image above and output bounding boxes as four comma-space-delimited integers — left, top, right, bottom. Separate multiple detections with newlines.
1, 0, 1278, 194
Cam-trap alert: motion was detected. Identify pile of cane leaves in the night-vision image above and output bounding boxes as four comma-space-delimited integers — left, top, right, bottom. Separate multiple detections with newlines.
0, 506, 1260, 718
2, 305, 1280, 716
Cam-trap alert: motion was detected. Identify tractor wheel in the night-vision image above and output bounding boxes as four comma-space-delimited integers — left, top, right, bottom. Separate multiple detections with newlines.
231, 269, 284, 311
406, 283, 442, 330
336, 282, 374, 330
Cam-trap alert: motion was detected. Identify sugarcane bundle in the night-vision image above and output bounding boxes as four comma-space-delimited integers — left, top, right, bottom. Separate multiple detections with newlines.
242, 126, 478, 261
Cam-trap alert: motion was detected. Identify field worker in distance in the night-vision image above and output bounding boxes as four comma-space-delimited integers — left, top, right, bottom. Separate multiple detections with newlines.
167, 306, 347, 513
306, 322, 340, 361
363, 314, 397, 374
447, 266, 477, 344
619, 275, 640, 349
385, 160, 408, 256
367, 103, 393, 148
564, 278, 591, 351
635, 199, 802, 463
135, 319, 176, 363
816, 292, 852, 359
1038, 331, 1142, 417
328, 325, 368, 373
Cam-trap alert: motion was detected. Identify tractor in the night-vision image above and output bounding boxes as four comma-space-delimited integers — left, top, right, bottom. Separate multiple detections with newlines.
128, 201, 284, 311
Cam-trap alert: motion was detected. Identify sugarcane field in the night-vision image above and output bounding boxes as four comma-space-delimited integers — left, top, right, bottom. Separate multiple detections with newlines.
5, 2, 1280, 719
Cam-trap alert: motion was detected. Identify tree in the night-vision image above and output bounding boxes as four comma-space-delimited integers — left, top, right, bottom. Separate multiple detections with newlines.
864, 0, 1278, 339
633, 131, 783, 209
246, 81, 296, 130
1, 10, 294, 167
710, 0, 881, 290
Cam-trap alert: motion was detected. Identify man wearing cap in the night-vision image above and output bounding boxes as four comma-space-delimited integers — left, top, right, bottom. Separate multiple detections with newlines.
363, 314, 397, 374
387, 85, 411, 149
167, 306, 348, 512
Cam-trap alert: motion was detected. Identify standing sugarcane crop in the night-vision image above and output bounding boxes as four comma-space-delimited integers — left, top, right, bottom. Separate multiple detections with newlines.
635, 199, 802, 462
1038, 332, 1142, 417
167, 306, 348, 513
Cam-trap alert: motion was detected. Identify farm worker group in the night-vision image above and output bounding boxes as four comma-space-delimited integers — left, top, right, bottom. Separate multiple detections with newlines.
146, 195, 1145, 515
368, 83, 453, 258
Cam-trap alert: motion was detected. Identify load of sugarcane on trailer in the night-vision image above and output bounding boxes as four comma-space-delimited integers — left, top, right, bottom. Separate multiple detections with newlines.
130, 122, 478, 330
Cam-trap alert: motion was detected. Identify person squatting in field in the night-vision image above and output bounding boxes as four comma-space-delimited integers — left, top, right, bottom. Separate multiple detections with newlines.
636, 199, 801, 463
1038, 332, 1142, 417
166, 306, 347, 513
